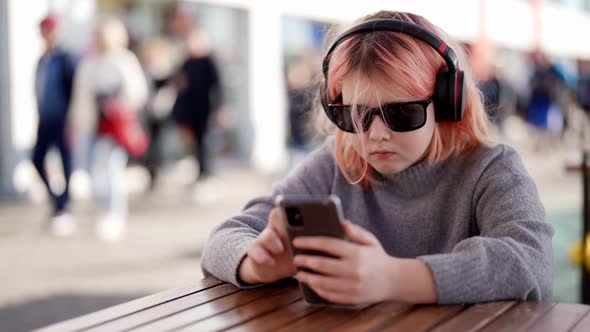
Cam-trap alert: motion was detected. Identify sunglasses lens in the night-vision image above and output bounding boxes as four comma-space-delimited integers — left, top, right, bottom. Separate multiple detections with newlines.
382, 103, 427, 132
328, 105, 356, 132
328, 102, 428, 133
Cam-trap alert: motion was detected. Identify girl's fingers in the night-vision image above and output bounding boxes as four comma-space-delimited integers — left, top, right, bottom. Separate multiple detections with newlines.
297, 271, 350, 292
248, 243, 275, 265
297, 271, 358, 304
314, 286, 366, 305
268, 208, 289, 240
258, 227, 284, 255
268, 208, 294, 256
292, 236, 356, 258
312, 287, 356, 305
293, 254, 350, 277
343, 221, 380, 246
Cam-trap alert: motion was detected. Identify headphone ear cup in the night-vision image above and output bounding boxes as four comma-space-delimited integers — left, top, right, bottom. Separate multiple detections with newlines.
434, 68, 464, 122
434, 68, 451, 121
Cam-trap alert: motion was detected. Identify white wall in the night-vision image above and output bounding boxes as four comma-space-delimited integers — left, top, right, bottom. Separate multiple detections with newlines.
0, 0, 13, 196
0, 0, 50, 197
199, 0, 590, 58
541, 2, 590, 58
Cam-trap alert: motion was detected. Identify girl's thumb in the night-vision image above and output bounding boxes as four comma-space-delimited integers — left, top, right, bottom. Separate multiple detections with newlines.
343, 220, 379, 246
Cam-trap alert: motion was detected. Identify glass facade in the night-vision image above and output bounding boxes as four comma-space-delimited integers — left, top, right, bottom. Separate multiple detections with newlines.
98, 0, 252, 159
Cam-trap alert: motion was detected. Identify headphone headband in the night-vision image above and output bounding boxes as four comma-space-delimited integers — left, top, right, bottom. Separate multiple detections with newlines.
322, 19, 459, 77
320, 18, 466, 123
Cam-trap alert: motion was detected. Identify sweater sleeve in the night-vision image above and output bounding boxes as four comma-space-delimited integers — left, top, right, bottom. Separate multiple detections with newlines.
419, 146, 554, 304
200, 140, 336, 287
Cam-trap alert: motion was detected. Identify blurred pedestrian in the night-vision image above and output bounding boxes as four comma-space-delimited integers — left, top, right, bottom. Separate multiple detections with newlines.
33, 14, 77, 236
577, 61, 590, 114
286, 56, 314, 150
171, 29, 222, 182
69, 17, 148, 240
526, 53, 567, 151
479, 66, 517, 137
138, 38, 177, 190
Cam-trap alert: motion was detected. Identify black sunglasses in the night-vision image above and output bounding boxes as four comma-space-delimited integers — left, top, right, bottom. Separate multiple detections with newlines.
326, 95, 432, 133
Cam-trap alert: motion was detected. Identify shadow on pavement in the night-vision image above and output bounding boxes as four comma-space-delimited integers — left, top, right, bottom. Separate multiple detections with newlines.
0, 293, 145, 332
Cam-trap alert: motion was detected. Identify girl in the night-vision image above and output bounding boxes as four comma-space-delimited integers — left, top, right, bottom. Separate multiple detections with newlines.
201, 11, 554, 305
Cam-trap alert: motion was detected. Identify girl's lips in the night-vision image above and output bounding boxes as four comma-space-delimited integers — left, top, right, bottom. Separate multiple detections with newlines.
370, 151, 396, 159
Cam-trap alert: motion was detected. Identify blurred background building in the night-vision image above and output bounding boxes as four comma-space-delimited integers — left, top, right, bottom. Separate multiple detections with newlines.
2, 0, 590, 198
2, 0, 590, 330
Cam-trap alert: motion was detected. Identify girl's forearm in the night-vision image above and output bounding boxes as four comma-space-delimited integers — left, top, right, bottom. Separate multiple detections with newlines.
389, 258, 438, 303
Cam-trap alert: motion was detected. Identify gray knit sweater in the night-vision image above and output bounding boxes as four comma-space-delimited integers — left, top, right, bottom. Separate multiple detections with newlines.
201, 139, 554, 304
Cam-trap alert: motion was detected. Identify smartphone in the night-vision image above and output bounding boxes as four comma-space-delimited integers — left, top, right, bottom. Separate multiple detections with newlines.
275, 194, 346, 305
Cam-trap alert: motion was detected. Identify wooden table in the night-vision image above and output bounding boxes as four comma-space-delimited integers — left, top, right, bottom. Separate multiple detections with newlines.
37, 277, 590, 332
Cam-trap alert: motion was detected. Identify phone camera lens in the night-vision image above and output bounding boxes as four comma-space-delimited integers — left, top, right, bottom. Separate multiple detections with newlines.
285, 207, 303, 227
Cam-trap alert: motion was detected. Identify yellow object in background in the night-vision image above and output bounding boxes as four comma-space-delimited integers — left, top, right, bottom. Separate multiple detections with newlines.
569, 234, 590, 272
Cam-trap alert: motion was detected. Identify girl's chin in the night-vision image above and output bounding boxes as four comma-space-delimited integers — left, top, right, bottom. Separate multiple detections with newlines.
377, 169, 404, 175
370, 162, 407, 175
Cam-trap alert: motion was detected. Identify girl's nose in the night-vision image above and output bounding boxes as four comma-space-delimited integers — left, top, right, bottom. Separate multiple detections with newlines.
367, 115, 392, 141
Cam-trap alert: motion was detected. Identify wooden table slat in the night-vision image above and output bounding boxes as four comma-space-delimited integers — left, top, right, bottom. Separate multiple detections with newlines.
36, 278, 590, 332
327, 302, 414, 332
571, 310, 590, 331
131, 280, 297, 332
176, 286, 302, 331
85, 283, 241, 332
379, 304, 466, 332
429, 301, 518, 332
227, 299, 325, 332
35, 277, 224, 332
273, 303, 373, 332
526, 303, 590, 332
477, 301, 555, 332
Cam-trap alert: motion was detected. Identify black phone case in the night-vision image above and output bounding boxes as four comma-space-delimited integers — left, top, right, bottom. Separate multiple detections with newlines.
276, 195, 345, 305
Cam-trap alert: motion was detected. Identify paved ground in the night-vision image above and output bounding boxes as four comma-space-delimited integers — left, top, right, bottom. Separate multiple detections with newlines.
0, 158, 276, 332
0, 118, 586, 331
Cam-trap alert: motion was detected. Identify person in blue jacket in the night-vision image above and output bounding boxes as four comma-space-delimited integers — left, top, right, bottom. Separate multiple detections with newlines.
33, 15, 77, 236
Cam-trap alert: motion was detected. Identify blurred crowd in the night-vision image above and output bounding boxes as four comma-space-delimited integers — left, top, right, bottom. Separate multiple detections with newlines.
31, 4, 590, 242
34, 7, 224, 241
479, 52, 590, 153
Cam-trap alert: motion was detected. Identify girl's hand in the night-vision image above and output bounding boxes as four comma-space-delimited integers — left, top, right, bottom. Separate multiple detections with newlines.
293, 221, 398, 305
238, 208, 296, 284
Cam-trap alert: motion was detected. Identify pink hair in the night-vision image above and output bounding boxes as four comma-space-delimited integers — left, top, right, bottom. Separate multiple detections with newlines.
324, 11, 491, 187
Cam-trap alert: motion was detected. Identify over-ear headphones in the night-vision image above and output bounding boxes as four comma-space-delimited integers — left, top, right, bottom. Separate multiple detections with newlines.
320, 19, 465, 123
